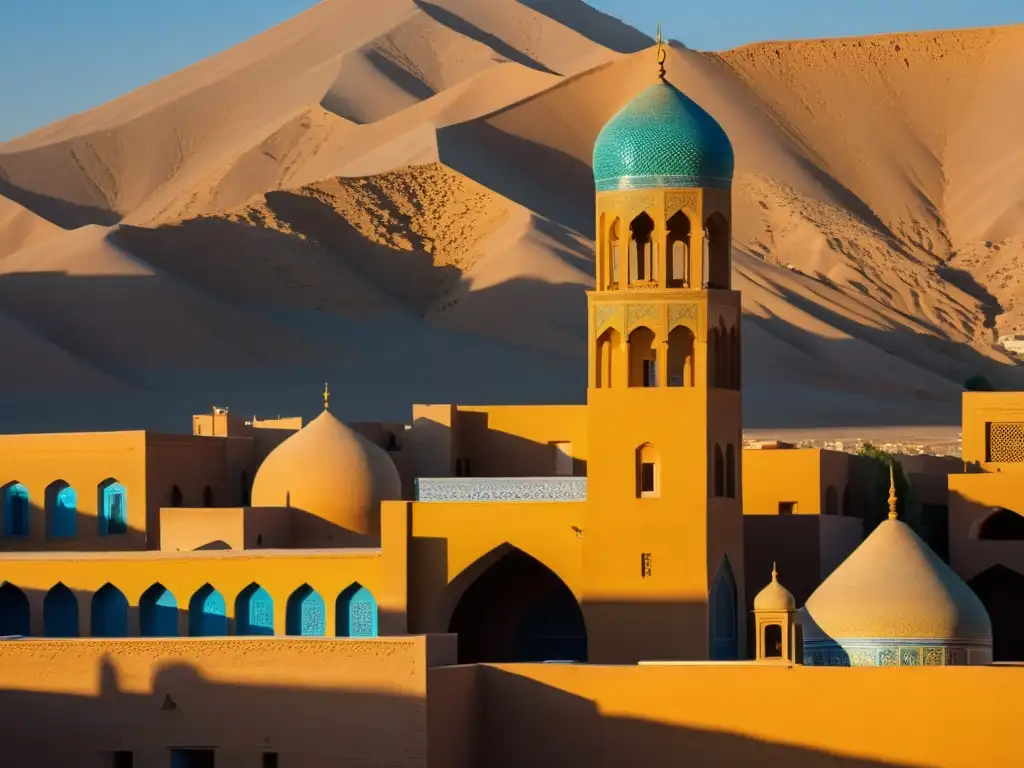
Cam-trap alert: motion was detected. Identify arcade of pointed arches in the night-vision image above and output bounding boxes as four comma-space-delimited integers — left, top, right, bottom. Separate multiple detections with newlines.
599, 208, 731, 292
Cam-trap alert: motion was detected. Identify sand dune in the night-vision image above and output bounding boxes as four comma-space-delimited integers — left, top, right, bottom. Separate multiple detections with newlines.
0, 0, 1021, 436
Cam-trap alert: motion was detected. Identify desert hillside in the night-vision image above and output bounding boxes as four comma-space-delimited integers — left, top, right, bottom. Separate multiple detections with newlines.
0, 0, 1022, 438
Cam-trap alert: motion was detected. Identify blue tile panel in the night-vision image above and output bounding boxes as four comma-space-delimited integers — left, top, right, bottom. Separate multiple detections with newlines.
414, 477, 587, 502
803, 638, 992, 666
592, 82, 734, 193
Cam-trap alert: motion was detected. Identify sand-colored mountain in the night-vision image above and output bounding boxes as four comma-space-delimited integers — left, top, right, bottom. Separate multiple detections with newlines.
0, 0, 1021, 437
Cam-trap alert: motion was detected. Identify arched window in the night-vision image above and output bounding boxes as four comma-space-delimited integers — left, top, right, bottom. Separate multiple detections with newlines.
667, 326, 695, 387
188, 584, 227, 636
44, 583, 78, 637
629, 212, 655, 283
710, 559, 738, 660
725, 445, 736, 499
977, 508, 1024, 541
666, 210, 692, 288
595, 327, 621, 389
91, 583, 128, 637
824, 486, 839, 516
635, 443, 660, 498
169, 485, 183, 507
608, 218, 621, 288
336, 583, 379, 637
97, 479, 127, 536
713, 444, 724, 497
705, 212, 731, 289
764, 624, 783, 658
236, 583, 274, 636
0, 583, 30, 636
729, 325, 740, 389
628, 326, 657, 388
140, 583, 179, 637
286, 584, 325, 637
45, 480, 77, 539
202, 485, 214, 507
2, 482, 30, 538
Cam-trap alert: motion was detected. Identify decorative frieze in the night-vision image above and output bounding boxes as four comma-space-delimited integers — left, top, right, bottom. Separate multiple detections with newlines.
626, 303, 661, 330
414, 477, 588, 502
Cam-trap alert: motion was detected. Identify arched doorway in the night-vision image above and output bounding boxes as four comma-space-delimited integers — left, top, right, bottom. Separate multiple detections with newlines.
448, 547, 587, 664
709, 557, 739, 660
969, 565, 1024, 661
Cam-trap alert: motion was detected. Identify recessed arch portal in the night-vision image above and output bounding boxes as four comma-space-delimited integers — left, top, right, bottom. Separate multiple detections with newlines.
629, 211, 656, 283
969, 565, 1024, 661
91, 583, 128, 638
46, 481, 77, 539
666, 210, 692, 287
141, 583, 178, 637
447, 545, 586, 664
44, 583, 78, 638
336, 583, 378, 638
667, 325, 695, 387
188, 584, 227, 637
0, 582, 29, 636
710, 557, 739, 660
236, 583, 275, 636
595, 327, 621, 389
287, 584, 325, 637
628, 326, 657, 388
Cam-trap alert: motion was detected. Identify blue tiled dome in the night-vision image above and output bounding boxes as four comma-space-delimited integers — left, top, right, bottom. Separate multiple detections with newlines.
592, 81, 734, 192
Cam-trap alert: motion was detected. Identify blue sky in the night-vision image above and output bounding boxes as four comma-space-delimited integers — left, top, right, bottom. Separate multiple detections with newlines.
0, 0, 1020, 142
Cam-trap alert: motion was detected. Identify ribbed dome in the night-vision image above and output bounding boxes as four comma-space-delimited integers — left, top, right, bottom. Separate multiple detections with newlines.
754, 569, 795, 613
592, 81, 734, 193
251, 410, 401, 537
801, 519, 992, 666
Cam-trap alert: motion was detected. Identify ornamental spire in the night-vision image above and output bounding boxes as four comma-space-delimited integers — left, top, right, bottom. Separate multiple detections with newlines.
656, 22, 667, 80
887, 463, 898, 521
323, 381, 330, 411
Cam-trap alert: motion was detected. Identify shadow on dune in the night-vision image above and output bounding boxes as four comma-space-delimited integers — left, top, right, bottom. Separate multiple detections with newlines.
0, 177, 120, 229
516, 0, 654, 53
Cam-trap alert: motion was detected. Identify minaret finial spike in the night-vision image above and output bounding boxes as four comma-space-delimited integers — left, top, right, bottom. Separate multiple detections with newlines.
323, 381, 330, 411
655, 22, 667, 80
772, 561, 778, 580
887, 462, 898, 520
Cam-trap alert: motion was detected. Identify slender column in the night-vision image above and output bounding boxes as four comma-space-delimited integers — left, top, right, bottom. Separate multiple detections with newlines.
657, 339, 669, 387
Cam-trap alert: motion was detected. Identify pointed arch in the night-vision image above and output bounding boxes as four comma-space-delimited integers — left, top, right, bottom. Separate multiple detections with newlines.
44, 583, 78, 637
336, 583, 378, 638
0, 583, 29, 636
595, 327, 621, 389
2, 482, 30, 537
628, 326, 657, 388
629, 211, 655, 283
975, 508, 1024, 540
666, 209, 692, 287
97, 478, 127, 535
713, 444, 724, 497
188, 584, 227, 636
667, 326, 695, 387
286, 584, 325, 637
45, 480, 77, 539
710, 557, 739, 660
140, 583, 179, 637
169, 485, 183, 507
235, 583, 274, 636
705, 211, 731, 289
636, 443, 660, 498
91, 583, 128, 637
725, 445, 736, 499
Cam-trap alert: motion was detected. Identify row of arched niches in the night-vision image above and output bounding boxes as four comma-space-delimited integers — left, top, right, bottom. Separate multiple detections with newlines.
0, 581, 379, 638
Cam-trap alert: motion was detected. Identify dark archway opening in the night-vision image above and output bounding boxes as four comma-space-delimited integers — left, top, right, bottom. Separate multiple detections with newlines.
448, 548, 587, 664
969, 565, 1024, 661
977, 508, 1024, 540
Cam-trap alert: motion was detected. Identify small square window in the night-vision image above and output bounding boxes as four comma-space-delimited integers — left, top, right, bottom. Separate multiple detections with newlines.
263, 753, 279, 768
640, 463, 657, 495
112, 752, 134, 768
778, 501, 796, 515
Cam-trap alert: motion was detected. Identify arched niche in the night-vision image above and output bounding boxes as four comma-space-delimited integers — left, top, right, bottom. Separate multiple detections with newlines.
628, 326, 657, 388
709, 557, 739, 660
595, 326, 621, 389
635, 443, 660, 498
975, 508, 1024, 541
763, 624, 783, 658
628, 212, 656, 283
705, 212, 731, 289
607, 218, 622, 288
45, 480, 77, 540
667, 325, 695, 387
666, 210, 692, 288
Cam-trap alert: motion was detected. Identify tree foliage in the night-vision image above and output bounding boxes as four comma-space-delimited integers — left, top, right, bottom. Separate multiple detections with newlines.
855, 443, 912, 532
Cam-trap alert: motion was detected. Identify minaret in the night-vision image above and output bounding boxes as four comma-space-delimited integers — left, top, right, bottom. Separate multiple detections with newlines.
582, 33, 745, 663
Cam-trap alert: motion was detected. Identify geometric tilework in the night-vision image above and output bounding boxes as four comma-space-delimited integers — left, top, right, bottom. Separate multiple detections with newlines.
987, 422, 1024, 462
414, 477, 587, 502
803, 638, 992, 667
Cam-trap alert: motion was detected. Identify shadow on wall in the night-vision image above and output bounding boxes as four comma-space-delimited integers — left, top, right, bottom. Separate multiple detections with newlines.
429, 665, 907, 768
0, 656, 429, 766
0, 498, 143, 553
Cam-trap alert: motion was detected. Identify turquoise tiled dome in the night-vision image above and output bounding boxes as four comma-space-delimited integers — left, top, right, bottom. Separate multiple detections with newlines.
592, 81, 734, 192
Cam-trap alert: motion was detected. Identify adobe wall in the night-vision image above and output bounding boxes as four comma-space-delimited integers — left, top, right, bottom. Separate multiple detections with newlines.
0, 635, 454, 768
428, 663, 1024, 768
742, 448, 820, 515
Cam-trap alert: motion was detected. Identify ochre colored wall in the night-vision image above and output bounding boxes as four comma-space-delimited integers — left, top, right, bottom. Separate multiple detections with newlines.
160, 507, 247, 552
961, 391, 1024, 469
433, 663, 1024, 768
742, 449, 822, 515
0, 635, 453, 768
0, 430, 148, 550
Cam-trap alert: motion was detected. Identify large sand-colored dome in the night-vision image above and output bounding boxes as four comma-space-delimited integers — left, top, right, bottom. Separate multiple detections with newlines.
592, 81, 734, 193
251, 410, 401, 537
801, 518, 992, 666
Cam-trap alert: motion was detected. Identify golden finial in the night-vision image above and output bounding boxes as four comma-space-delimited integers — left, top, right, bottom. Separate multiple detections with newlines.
772, 561, 778, 580
887, 463, 898, 520
322, 381, 330, 411
656, 22, 667, 80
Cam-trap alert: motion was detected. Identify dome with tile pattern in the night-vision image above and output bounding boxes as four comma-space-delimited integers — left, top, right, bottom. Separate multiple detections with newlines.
592, 81, 734, 193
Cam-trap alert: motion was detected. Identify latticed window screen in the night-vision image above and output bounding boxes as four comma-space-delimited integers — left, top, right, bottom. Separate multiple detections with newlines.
350, 600, 375, 637
987, 422, 1024, 462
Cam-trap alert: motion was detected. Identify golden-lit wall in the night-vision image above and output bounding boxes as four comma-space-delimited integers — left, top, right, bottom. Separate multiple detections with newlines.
0, 430, 148, 551
961, 391, 1024, 469
0, 634, 455, 768
429, 663, 1024, 768
743, 448, 852, 516
453, 406, 588, 477
0, 504, 409, 637
158, 507, 292, 552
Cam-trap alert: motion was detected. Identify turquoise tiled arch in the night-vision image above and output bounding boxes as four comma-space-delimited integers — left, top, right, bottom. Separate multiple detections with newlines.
592, 82, 734, 192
